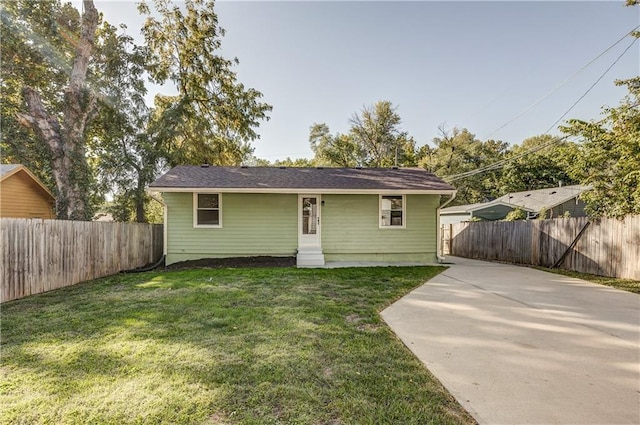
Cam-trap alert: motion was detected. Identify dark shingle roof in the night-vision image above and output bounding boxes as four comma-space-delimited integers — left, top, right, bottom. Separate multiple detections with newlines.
149, 166, 455, 192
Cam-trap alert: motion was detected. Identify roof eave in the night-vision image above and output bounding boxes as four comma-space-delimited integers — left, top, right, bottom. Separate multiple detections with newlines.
147, 187, 456, 195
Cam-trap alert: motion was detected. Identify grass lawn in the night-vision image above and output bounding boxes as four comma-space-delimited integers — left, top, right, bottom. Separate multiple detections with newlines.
0, 267, 475, 425
536, 267, 640, 294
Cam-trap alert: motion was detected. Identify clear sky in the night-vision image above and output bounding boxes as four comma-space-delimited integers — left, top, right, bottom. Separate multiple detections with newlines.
92, 1, 639, 161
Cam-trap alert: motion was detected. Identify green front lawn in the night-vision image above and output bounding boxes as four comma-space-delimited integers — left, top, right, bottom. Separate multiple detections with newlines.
0, 267, 474, 424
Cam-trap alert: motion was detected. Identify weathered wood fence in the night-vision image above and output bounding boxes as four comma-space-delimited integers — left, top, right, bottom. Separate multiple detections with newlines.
446, 215, 640, 280
1, 219, 163, 302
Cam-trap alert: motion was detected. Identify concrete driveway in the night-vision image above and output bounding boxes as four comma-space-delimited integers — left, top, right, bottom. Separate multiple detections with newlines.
381, 257, 640, 425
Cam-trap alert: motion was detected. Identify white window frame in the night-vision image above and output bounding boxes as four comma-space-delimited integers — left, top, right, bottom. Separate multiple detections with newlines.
379, 194, 406, 229
193, 192, 222, 228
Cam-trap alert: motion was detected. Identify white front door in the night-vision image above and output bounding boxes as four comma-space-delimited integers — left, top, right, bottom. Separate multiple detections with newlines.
299, 195, 321, 248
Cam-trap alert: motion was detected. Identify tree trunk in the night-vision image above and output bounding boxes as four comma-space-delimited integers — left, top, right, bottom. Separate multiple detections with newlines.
135, 179, 147, 223
15, 0, 99, 221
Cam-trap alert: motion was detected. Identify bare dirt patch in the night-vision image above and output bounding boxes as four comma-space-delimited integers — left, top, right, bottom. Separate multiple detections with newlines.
166, 256, 296, 270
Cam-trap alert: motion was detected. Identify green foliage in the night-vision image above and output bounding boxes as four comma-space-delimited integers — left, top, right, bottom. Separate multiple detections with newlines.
499, 135, 580, 193
87, 19, 162, 222
309, 123, 361, 166
537, 207, 549, 220
273, 157, 317, 167
139, 0, 272, 167
1, 0, 103, 220
105, 193, 163, 223
349, 101, 405, 167
0, 0, 79, 192
309, 101, 423, 167
423, 127, 508, 205
504, 208, 527, 221
561, 79, 640, 218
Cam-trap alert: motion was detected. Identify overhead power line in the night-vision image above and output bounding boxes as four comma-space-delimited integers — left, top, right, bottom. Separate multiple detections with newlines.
444, 30, 639, 183
484, 24, 640, 140
541, 37, 638, 135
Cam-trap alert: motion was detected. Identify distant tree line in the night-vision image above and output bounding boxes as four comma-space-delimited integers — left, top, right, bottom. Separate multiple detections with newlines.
261, 88, 639, 219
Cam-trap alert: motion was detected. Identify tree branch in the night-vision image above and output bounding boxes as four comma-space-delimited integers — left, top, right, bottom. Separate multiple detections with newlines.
17, 87, 63, 158
69, 0, 99, 92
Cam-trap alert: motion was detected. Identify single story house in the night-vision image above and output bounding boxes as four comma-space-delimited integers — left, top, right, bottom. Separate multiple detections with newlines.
148, 166, 456, 267
0, 164, 55, 219
440, 184, 591, 225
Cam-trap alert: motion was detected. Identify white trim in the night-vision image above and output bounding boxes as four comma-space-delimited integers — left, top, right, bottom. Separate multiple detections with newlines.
193, 193, 222, 228
379, 194, 406, 229
149, 187, 455, 195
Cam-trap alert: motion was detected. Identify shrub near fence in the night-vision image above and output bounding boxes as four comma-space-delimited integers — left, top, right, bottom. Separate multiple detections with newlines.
448, 215, 640, 280
0, 218, 163, 302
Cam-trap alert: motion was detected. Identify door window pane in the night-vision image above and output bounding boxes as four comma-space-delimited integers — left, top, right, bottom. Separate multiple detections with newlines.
302, 197, 317, 235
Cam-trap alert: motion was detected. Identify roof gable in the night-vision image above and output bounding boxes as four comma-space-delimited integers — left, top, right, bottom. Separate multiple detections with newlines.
0, 164, 55, 200
149, 166, 455, 193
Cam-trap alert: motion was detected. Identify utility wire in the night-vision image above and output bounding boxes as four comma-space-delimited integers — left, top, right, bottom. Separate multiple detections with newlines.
445, 34, 639, 183
484, 24, 640, 140
541, 37, 638, 135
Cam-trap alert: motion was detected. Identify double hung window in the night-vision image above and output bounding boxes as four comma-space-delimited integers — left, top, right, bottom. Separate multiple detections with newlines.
194, 193, 221, 227
380, 195, 405, 228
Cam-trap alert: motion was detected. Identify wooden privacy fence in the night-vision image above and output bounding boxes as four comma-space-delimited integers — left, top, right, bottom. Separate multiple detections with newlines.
447, 215, 640, 280
1, 219, 163, 302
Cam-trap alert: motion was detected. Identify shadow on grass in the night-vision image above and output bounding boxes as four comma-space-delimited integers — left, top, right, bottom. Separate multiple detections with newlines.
1, 267, 475, 425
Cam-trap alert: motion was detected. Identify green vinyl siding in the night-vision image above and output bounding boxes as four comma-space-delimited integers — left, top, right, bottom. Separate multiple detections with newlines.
164, 192, 297, 265
164, 192, 441, 265
321, 194, 440, 263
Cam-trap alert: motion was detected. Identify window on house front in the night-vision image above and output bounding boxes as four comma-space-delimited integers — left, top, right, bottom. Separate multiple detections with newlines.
380, 195, 405, 228
194, 193, 221, 227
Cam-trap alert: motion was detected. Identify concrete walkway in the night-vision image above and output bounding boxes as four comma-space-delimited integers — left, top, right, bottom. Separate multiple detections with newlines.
381, 257, 640, 425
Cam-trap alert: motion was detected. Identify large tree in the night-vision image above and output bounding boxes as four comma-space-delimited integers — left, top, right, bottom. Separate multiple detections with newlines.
350, 101, 405, 167
87, 21, 161, 223
138, 0, 272, 167
422, 127, 508, 204
309, 101, 421, 167
499, 135, 580, 193
561, 79, 640, 218
309, 123, 360, 167
2, 0, 100, 220
9, 0, 99, 220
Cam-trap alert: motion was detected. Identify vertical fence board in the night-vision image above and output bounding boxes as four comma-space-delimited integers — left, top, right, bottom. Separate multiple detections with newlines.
448, 215, 640, 280
0, 219, 163, 302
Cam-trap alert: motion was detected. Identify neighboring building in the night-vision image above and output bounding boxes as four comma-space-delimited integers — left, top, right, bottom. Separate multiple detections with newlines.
0, 164, 55, 219
93, 212, 115, 222
149, 166, 456, 266
440, 185, 591, 225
